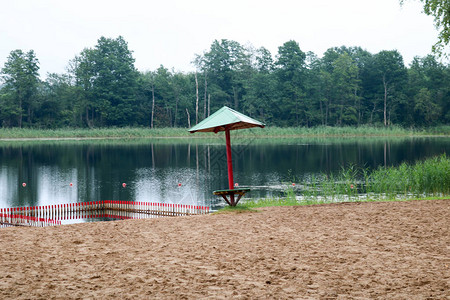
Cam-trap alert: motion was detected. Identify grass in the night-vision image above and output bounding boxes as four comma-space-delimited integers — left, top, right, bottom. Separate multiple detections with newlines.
214, 188, 300, 212
213, 205, 258, 214
243, 189, 299, 208
229, 194, 449, 212
223, 154, 450, 211
0, 125, 449, 139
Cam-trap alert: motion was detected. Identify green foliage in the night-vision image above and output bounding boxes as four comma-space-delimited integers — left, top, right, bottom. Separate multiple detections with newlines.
322, 50, 361, 126
68, 36, 139, 127
373, 50, 408, 126
275, 40, 307, 126
0, 49, 40, 127
198, 39, 252, 112
414, 88, 441, 125
1, 37, 449, 130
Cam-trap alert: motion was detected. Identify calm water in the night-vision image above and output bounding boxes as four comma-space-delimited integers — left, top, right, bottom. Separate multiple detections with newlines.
1, 136, 449, 210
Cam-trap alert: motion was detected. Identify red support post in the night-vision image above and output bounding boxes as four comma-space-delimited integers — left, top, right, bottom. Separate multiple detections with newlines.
225, 128, 234, 190
225, 128, 236, 206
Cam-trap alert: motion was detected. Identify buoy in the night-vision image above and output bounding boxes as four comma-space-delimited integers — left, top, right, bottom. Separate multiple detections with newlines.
234, 182, 239, 187
178, 183, 182, 187
22, 183, 27, 187
292, 183, 296, 187
350, 184, 354, 189
122, 183, 126, 188
69, 183, 73, 187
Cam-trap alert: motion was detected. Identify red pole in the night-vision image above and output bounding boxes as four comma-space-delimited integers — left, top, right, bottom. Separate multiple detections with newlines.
225, 128, 236, 206
225, 128, 234, 190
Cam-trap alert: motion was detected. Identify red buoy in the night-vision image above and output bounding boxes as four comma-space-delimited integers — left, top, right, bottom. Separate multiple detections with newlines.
122, 183, 126, 188
22, 183, 26, 187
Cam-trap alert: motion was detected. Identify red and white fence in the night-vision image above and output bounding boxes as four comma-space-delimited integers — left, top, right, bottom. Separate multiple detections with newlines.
0, 201, 210, 228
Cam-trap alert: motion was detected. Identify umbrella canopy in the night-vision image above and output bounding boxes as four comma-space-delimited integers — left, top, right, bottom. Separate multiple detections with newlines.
188, 106, 265, 133
188, 106, 265, 206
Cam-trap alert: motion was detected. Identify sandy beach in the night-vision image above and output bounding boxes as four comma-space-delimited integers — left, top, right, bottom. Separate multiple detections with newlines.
0, 200, 449, 299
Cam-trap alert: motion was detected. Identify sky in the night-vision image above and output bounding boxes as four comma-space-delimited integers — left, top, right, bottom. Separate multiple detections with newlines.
0, 0, 441, 78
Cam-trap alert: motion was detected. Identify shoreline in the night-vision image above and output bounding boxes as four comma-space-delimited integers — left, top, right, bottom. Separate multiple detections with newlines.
0, 126, 449, 141
1, 134, 449, 142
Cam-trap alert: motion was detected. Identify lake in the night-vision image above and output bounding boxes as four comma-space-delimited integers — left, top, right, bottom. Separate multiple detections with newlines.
1, 136, 449, 211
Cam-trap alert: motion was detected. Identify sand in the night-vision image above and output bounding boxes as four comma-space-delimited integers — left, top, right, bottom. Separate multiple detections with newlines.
0, 200, 449, 299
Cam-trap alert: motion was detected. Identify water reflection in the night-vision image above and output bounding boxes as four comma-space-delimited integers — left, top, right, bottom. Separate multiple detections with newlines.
0, 137, 449, 210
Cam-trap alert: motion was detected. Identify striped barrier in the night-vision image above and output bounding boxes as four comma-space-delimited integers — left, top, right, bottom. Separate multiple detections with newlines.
0, 213, 61, 228
0, 201, 210, 228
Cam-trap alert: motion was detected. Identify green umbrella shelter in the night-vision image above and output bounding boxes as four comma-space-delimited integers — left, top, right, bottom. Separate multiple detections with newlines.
189, 106, 265, 206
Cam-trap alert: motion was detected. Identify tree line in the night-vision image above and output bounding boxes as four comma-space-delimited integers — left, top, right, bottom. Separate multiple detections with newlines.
0, 36, 449, 129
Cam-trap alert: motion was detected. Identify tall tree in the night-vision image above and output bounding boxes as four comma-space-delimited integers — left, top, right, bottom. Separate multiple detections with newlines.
414, 88, 441, 125
192, 54, 209, 119
200, 39, 251, 111
135, 71, 155, 127
275, 40, 307, 126
172, 72, 194, 127
0, 50, 40, 127
94, 36, 139, 126
68, 48, 97, 127
38, 73, 78, 127
242, 46, 276, 122
70, 36, 139, 127
373, 50, 407, 126
408, 55, 450, 124
153, 66, 174, 127
319, 48, 341, 125
331, 52, 360, 125
305, 51, 326, 125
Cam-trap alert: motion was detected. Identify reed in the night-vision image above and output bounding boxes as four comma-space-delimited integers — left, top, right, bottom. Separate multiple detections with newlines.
1, 125, 449, 139
244, 125, 450, 137
316, 154, 449, 200
0, 127, 192, 139
239, 154, 450, 209
366, 154, 450, 196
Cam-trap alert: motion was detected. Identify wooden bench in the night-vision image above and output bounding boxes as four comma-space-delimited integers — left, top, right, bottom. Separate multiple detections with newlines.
213, 188, 250, 206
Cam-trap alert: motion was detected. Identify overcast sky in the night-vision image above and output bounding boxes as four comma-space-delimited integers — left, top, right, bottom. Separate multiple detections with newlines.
0, 0, 440, 78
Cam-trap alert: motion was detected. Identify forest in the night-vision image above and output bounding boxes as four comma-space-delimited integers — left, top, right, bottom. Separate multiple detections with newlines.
0, 36, 449, 129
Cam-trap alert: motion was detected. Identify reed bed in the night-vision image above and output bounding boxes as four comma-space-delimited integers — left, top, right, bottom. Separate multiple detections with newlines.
0, 127, 191, 139
236, 125, 450, 137
366, 154, 450, 196
240, 154, 450, 208
1, 125, 449, 139
304, 154, 450, 202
